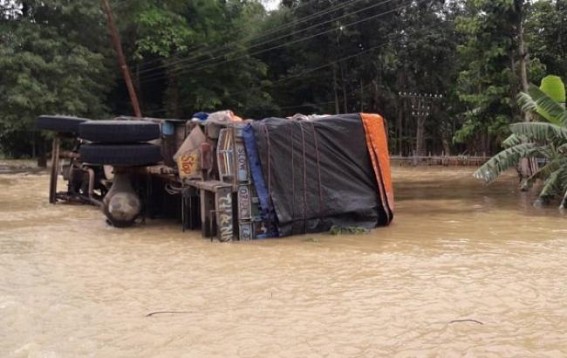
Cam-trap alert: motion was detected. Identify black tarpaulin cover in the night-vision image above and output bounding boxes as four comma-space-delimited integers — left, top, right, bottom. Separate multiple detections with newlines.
250, 113, 392, 237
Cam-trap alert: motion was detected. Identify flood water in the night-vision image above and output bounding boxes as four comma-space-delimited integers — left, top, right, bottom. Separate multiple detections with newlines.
1, 164, 566, 357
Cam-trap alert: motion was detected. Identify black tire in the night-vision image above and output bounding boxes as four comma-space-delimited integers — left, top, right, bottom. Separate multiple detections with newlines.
80, 143, 162, 166
36, 115, 90, 133
79, 120, 160, 143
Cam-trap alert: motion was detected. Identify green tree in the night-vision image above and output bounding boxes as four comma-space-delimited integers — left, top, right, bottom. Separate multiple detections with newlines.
119, 0, 274, 118
453, 0, 536, 154
526, 0, 567, 78
0, 0, 114, 157
393, 0, 459, 156
259, 0, 459, 155
256, 0, 407, 116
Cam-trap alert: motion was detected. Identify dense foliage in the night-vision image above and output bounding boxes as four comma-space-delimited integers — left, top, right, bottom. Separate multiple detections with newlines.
475, 76, 567, 208
0, 0, 114, 156
1, 0, 567, 159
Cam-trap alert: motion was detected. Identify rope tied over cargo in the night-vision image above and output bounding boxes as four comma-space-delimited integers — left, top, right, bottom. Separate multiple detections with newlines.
247, 114, 391, 237
288, 118, 324, 232
290, 123, 295, 222
309, 121, 323, 220
261, 123, 272, 198
298, 121, 308, 233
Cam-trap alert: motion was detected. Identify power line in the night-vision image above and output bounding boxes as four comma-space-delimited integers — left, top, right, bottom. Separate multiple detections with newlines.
272, 38, 394, 86
165, 2, 407, 78
134, 0, 367, 74
174, 0, 398, 73
139, 0, 400, 80
147, 33, 396, 116
140, 0, 413, 84
136, 0, 380, 77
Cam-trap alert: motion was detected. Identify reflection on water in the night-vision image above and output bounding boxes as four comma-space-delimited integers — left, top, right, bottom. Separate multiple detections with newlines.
0, 167, 566, 357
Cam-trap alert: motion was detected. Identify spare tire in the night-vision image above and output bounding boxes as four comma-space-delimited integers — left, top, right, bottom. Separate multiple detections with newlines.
36, 115, 90, 133
80, 143, 162, 166
79, 120, 160, 143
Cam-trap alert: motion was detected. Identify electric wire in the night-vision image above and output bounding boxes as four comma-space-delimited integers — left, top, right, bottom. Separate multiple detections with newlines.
139, 0, 400, 80
161, 0, 397, 74
133, 0, 368, 73
140, 0, 413, 84
147, 33, 396, 116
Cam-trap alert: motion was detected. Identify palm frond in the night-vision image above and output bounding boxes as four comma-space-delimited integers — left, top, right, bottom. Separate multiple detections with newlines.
474, 142, 535, 183
510, 122, 567, 142
526, 85, 567, 126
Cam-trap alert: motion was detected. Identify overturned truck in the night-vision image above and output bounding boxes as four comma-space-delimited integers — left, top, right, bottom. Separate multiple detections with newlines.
37, 112, 394, 241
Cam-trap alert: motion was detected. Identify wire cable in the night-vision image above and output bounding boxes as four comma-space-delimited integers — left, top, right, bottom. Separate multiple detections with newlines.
146, 32, 395, 116
140, 0, 412, 84
134, 0, 368, 74
165, 0, 396, 73
139, 0, 399, 79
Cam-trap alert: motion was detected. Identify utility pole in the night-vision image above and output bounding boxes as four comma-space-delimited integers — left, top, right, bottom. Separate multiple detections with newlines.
398, 92, 443, 157
100, 0, 142, 118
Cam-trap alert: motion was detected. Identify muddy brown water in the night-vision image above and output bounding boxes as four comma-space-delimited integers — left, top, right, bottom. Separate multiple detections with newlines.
1, 164, 566, 357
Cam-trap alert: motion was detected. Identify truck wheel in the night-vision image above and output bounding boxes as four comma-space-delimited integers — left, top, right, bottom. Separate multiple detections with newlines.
36, 115, 90, 133
80, 143, 162, 166
79, 120, 160, 143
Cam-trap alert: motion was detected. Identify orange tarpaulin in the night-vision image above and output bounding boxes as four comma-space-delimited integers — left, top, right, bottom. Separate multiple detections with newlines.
361, 113, 394, 222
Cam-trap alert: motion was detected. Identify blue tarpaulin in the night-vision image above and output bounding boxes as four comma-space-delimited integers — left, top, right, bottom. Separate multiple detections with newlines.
242, 124, 279, 237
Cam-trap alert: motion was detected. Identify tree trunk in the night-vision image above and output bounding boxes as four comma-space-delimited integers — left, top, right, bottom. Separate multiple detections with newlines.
339, 62, 348, 113
31, 131, 36, 158
360, 80, 364, 112
135, 64, 144, 112
372, 80, 380, 112
518, 28, 529, 95
442, 137, 451, 156
168, 74, 180, 118
333, 65, 340, 114
37, 139, 47, 168
516, 0, 534, 179
516, 0, 531, 122
516, 1, 529, 94
397, 99, 403, 156
21, 1, 30, 17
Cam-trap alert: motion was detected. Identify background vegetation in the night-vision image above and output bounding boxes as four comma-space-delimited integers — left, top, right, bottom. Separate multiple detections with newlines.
1, 0, 567, 159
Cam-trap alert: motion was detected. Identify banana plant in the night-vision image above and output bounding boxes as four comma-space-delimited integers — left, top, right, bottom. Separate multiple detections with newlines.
474, 76, 567, 209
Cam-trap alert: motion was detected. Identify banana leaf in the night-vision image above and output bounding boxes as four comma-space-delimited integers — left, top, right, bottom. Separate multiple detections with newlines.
474, 142, 535, 183
510, 122, 567, 142
521, 84, 567, 126
540, 165, 567, 198
540, 75, 566, 104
